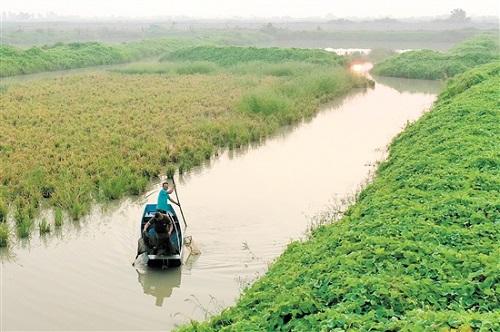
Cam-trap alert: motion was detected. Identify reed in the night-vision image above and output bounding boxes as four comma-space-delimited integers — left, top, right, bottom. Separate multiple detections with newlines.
0, 224, 8, 247
54, 208, 63, 227
39, 218, 51, 235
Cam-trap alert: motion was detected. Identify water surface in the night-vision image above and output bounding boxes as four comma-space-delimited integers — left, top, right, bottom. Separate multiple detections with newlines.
1, 74, 442, 331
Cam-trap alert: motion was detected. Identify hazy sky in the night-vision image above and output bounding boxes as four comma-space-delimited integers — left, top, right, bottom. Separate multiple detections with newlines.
3, 0, 499, 18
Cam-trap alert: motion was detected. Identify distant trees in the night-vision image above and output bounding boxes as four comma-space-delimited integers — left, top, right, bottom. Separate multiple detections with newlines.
261, 23, 279, 34
449, 8, 470, 23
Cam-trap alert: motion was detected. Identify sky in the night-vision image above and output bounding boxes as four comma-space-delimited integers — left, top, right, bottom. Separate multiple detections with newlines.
2, 0, 499, 19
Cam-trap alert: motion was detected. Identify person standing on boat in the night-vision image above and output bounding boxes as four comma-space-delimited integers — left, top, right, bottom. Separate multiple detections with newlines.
157, 181, 179, 214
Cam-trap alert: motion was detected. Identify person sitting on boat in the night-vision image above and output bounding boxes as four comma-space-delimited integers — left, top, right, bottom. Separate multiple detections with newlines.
143, 212, 175, 253
157, 181, 179, 214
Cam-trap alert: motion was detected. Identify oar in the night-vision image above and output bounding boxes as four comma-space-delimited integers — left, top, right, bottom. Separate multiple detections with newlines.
171, 176, 201, 256
171, 176, 188, 229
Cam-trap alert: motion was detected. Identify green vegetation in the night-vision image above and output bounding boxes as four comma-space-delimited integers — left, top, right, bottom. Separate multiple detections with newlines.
111, 61, 218, 75
178, 63, 500, 331
0, 46, 367, 239
0, 199, 7, 247
0, 199, 7, 223
162, 46, 346, 66
373, 35, 499, 79
39, 219, 51, 235
0, 38, 194, 77
0, 224, 8, 247
54, 208, 63, 228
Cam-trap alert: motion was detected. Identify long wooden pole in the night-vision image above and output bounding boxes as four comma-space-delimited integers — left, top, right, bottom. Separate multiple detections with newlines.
171, 176, 188, 229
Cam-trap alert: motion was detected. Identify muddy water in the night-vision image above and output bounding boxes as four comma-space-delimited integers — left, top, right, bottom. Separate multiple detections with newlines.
0, 74, 442, 331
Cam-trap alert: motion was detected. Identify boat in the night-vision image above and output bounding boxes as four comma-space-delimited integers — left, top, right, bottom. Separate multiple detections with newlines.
136, 203, 186, 267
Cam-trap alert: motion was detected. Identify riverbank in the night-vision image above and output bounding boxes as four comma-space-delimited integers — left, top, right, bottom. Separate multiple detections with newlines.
373, 34, 499, 79
177, 63, 500, 331
0, 47, 368, 245
1, 75, 441, 331
0, 38, 195, 77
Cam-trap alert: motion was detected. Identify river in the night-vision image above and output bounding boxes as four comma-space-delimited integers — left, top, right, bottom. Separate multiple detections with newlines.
0, 71, 442, 331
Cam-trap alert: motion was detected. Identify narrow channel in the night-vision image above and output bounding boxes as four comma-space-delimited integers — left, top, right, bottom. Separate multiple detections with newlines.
1, 73, 442, 331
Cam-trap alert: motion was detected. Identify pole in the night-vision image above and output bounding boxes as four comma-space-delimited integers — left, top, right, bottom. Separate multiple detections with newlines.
171, 176, 188, 229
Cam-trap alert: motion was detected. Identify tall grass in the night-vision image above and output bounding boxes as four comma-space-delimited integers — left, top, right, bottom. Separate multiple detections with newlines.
0, 224, 8, 247
39, 218, 51, 235
0, 199, 7, 223
54, 208, 63, 227
177, 62, 500, 331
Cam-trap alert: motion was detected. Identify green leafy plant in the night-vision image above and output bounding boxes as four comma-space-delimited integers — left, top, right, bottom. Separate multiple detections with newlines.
373, 35, 499, 79
177, 63, 500, 331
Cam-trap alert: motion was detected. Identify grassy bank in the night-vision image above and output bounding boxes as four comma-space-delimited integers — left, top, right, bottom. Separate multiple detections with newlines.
161, 46, 346, 66
373, 35, 499, 79
178, 63, 500, 331
0, 38, 194, 77
0, 47, 367, 243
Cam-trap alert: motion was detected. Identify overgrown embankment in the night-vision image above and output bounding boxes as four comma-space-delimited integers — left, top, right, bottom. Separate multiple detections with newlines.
161, 46, 346, 66
178, 63, 500, 331
0, 39, 193, 77
0, 47, 368, 245
373, 35, 499, 79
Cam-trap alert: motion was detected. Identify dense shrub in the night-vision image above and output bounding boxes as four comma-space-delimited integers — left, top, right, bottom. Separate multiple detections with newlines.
177, 64, 500, 331
373, 35, 499, 79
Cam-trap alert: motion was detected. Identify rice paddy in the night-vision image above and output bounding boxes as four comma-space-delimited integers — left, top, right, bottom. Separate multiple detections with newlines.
0, 47, 368, 244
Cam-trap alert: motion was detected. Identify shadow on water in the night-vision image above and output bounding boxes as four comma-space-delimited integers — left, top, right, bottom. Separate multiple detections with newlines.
373, 75, 444, 94
136, 267, 182, 307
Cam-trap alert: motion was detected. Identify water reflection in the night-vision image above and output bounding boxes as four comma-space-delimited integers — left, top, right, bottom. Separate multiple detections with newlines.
136, 268, 182, 307
372, 75, 443, 94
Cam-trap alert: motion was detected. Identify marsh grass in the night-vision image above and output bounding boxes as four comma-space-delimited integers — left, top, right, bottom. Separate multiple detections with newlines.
0, 200, 7, 223
0, 224, 8, 247
16, 219, 33, 238
54, 208, 63, 227
39, 218, 51, 235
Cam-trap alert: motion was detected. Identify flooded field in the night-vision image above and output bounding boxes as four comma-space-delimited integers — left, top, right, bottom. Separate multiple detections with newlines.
1, 73, 442, 331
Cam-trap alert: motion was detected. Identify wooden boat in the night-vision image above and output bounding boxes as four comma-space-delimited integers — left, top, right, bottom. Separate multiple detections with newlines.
137, 203, 185, 267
